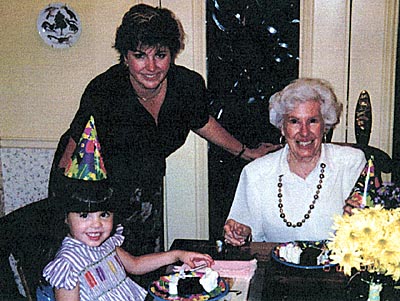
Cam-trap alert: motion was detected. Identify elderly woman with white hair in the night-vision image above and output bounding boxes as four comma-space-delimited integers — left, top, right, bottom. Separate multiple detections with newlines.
224, 78, 366, 245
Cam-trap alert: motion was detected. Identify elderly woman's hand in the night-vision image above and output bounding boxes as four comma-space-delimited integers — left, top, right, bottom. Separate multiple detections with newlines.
343, 198, 362, 215
223, 219, 252, 246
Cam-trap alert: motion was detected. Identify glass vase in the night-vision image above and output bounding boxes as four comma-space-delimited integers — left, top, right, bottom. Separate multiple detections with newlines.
367, 281, 382, 301
346, 271, 396, 300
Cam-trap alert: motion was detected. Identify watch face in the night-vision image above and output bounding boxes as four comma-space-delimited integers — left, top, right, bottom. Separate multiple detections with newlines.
37, 3, 82, 48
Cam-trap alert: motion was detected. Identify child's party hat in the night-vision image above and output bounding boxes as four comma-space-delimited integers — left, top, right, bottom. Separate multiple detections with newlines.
64, 115, 107, 181
57, 116, 114, 213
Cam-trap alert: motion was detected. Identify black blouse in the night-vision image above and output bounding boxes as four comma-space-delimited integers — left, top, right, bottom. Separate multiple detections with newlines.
69, 63, 210, 193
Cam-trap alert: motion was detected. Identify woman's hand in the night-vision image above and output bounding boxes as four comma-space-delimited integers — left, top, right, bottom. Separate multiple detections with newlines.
243, 143, 283, 160
176, 251, 214, 269
343, 197, 362, 215
223, 219, 252, 246
194, 116, 282, 161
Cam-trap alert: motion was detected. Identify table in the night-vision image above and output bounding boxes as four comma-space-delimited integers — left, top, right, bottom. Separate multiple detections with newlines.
169, 239, 400, 301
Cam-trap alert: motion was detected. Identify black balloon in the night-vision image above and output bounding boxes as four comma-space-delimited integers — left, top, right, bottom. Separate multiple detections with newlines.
206, 0, 300, 240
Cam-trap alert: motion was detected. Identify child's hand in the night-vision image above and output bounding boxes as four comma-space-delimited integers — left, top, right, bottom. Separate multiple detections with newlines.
178, 251, 214, 269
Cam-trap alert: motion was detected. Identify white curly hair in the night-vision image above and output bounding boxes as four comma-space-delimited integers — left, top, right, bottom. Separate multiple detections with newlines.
269, 78, 343, 132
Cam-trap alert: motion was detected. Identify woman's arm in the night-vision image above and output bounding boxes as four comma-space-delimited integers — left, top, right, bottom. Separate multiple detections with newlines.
54, 285, 80, 301
194, 116, 282, 160
117, 248, 213, 275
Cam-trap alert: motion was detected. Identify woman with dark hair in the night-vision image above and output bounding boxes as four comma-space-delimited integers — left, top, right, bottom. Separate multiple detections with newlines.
55, 3, 281, 260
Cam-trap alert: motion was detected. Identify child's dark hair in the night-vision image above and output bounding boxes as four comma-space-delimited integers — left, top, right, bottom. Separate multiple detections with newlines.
53, 177, 120, 234
61, 179, 114, 212
53, 176, 117, 215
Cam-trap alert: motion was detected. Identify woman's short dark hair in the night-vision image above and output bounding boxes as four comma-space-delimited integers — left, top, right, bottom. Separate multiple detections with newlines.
114, 4, 185, 62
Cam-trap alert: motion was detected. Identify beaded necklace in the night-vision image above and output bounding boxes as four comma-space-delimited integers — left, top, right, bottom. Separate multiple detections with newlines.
277, 162, 326, 228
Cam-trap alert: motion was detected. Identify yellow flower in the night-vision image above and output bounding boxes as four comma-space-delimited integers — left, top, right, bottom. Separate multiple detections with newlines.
379, 250, 400, 268
386, 262, 400, 281
329, 249, 363, 276
329, 207, 400, 281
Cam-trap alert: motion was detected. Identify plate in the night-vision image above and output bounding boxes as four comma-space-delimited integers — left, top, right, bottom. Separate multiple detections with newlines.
272, 240, 336, 269
148, 272, 229, 301
37, 3, 81, 48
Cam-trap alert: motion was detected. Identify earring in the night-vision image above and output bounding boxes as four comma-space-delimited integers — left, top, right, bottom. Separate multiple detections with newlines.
279, 135, 285, 145
323, 132, 327, 143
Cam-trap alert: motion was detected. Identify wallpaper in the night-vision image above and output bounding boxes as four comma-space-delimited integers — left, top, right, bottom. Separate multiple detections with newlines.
0, 148, 55, 215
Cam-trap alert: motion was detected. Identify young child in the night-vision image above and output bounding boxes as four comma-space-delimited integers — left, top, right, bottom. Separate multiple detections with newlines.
43, 117, 213, 300
43, 178, 213, 301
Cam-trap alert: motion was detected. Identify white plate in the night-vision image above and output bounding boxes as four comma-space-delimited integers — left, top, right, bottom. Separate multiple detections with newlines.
37, 3, 81, 48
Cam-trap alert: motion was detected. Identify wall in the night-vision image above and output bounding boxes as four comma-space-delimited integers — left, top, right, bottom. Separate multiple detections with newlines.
0, 1, 140, 215
1, 1, 137, 143
0, 0, 208, 248
1, 0, 398, 244
301, 0, 398, 158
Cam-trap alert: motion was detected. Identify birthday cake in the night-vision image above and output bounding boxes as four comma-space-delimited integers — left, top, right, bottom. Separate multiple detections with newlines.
278, 243, 303, 264
199, 268, 219, 293
277, 241, 331, 266
177, 277, 204, 296
149, 270, 228, 300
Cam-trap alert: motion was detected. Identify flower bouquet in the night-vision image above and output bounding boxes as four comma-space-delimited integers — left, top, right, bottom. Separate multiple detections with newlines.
328, 206, 400, 300
328, 206, 400, 280
329, 158, 400, 299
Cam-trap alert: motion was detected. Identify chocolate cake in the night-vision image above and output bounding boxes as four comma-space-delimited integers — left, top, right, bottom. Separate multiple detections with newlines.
299, 247, 322, 266
177, 277, 204, 296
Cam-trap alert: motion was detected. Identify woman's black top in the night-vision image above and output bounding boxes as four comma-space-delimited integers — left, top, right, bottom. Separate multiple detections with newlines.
69, 63, 210, 197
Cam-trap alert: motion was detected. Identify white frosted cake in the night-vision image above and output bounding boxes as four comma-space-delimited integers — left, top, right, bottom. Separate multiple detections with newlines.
278, 242, 331, 266
279, 243, 303, 264
199, 268, 219, 293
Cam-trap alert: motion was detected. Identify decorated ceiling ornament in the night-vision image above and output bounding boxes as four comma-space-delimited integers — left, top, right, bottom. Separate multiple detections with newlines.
37, 3, 82, 48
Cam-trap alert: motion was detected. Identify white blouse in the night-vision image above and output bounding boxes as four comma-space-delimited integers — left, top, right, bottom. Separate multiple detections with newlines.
227, 143, 366, 242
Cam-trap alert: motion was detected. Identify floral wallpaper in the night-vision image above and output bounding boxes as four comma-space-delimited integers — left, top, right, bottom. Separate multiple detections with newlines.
0, 159, 3, 215
0, 147, 55, 215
